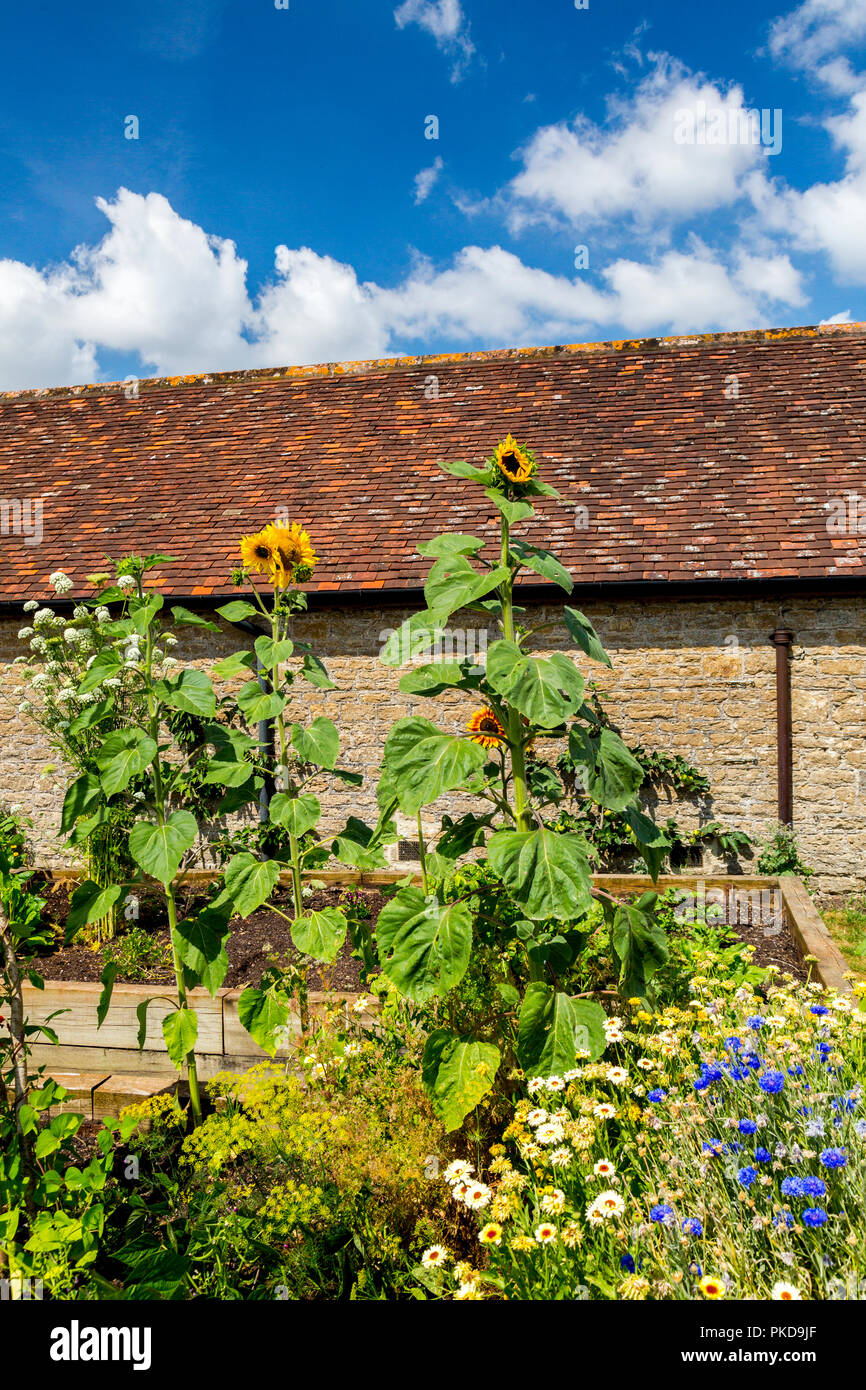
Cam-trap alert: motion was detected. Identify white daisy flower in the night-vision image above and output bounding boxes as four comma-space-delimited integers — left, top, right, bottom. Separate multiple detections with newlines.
771, 1281, 802, 1301
586, 1190, 625, 1224
421, 1245, 450, 1269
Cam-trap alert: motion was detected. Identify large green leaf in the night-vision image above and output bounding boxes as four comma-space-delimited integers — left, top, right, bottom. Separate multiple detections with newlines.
484, 490, 535, 526
568, 726, 644, 811
331, 816, 391, 870
510, 540, 573, 593
611, 895, 669, 1001
211, 650, 256, 680
78, 649, 123, 694
236, 680, 287, 723
299, 651, 336, 690
485, 640, 584, 726
438, 459, 494, 484
435, 812, 494, 862
254, 634, 294, 668
624, 806, 670, 881
380, 609, 449, 667
269, 793, 321, 838
162, 1008, 198, 1070
200, 723, 259, 789
424, 555, 509, 617
291, 908, 347, 963
421, 1030, 500, 1131
128, 594, 164, 636
61, 772, 103, 834
66, 881, 124, 941
376, 887, 472, 1002
383, 717, 487, 815
563, 608, 612, 668
398, 662, 481, 696
291, 717, 339, 769
417, 533, 485, 558
128, 811, 198, 885
171, 606, 221, 633
223, 852, 281, 917
96, 963, 118, 1029
517, 984, 606, 1076
216, 600, 260, 623
153, 669, 216, 718
487, 828, 592, 921
172, 905, 232, 996
96, 729, 157, 795
238, 985, 291, 1056
68, 697, 115, 735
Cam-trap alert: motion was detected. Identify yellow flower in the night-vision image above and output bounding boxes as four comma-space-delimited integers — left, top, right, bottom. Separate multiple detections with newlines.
698, 1275, 726, 1299
479, 1222, 503, 1245
239, 521, 317, 585
466, 707, 506, 750
492, 434, 535, 484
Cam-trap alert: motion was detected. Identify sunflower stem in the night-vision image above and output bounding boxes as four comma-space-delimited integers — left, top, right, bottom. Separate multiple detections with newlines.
500, 515, 531, 833
417, 812, 429, 894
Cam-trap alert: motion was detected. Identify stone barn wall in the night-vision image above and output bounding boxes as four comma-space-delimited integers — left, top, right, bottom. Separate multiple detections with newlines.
0, 591, 863, 893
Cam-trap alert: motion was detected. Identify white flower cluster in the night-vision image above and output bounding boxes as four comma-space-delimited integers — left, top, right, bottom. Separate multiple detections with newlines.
49, 571, 73, 594
444, 1160, 491, 1210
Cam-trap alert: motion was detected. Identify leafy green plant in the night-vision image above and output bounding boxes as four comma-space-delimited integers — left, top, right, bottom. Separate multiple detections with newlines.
757, 822, 814, 880
102, 925, 172, 983
370, 435, 673, 1131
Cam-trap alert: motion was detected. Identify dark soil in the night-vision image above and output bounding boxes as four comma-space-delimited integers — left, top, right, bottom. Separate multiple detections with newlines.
30, 875, 810, 990
34, 881, 383, 991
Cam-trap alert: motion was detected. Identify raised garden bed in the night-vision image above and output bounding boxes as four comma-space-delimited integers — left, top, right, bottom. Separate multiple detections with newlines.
6, 871, 848, 1093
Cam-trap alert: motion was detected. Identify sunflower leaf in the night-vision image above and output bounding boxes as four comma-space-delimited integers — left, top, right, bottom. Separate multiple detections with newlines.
153, 669, 217, 719
291, 908, 347, 964
216, 601, 260, 623
377, 887, 473, 1002
422, 1030, 500, 1131
383, 717, 487, 814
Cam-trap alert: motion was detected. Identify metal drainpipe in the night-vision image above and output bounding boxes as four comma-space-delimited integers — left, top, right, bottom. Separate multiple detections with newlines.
228, 618, 274, 824
769, 629, 795, 826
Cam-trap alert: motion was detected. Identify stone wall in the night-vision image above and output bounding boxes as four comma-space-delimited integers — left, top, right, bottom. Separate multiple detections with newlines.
1, 592, 863, 893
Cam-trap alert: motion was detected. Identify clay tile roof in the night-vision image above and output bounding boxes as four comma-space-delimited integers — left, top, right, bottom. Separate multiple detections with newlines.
1, 321, 865, 603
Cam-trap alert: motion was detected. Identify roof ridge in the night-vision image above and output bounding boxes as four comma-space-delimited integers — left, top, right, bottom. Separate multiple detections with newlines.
2, 320, 865, 404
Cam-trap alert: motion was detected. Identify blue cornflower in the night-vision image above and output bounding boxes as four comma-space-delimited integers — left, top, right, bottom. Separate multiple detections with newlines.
648, 1088, 667, 1103
802, 1176, 827, 1198
681, 1217, 703, 1236
759, 1070, 785, 1094
724, 1141, 743, 1154
650, 1204, 676, 1226
832, 1096, 855, 1113
693, 1077, 710, 1093
747, 1016, 765, 1031
743, 1053, 762, 1069
820, 1147, 847, 1169
774, 1211, 794, 1228
702, 1141, 723, 1155
738, 1119, 758, 1135
755, 1147, 772, 1163
802, 1208, 828, 1227
620, 1254, 635, 1273
724, 1037, 743, 1051
726, 1065, 750, 1082
738, 1166, 758, 1188
781, 1177, 805, 1198
810, 1005, 829, 1016
787, 1064, 805, 1076
701, 1063, 725, 1083
816, 1042, 832, 1057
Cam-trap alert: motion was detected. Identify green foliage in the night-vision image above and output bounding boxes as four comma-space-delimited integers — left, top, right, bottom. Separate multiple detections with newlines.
757, 822, 814, 879
101, 925, 171, 983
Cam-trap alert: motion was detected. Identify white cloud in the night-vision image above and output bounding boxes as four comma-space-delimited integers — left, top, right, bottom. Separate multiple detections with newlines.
414, 157, 444, 204
505, 59, 770, 232
820, 308, 853, 322
769, 0, 866, 69
394, 0, 474, 80
0, 191, 817, 391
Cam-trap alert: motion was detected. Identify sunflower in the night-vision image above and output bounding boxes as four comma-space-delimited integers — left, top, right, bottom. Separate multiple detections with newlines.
239, 529, 278, 578
239, 522, 317, 585
467, 707, 506, 749
262, 521, 317, 582
492, 433, 536, 485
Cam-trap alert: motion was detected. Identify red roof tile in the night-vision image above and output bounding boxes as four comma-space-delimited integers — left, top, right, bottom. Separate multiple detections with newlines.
1, 323, 865, 602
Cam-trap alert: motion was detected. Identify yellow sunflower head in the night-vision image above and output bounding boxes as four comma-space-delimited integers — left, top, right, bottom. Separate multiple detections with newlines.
239, 529, 278, 578
492, 434, 536, 485
239, 522, 317, 585
467, 707, 506, 750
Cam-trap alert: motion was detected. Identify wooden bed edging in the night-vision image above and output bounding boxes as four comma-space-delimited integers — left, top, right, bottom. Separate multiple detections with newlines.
9, 872, 851, 1084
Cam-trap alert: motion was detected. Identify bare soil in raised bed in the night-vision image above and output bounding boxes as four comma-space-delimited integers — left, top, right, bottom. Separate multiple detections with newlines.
31, 873, 810, 991
33, 880, 383, 991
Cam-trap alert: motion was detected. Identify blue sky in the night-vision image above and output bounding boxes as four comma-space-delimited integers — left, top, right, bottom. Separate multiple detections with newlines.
0, 0, 864, 388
